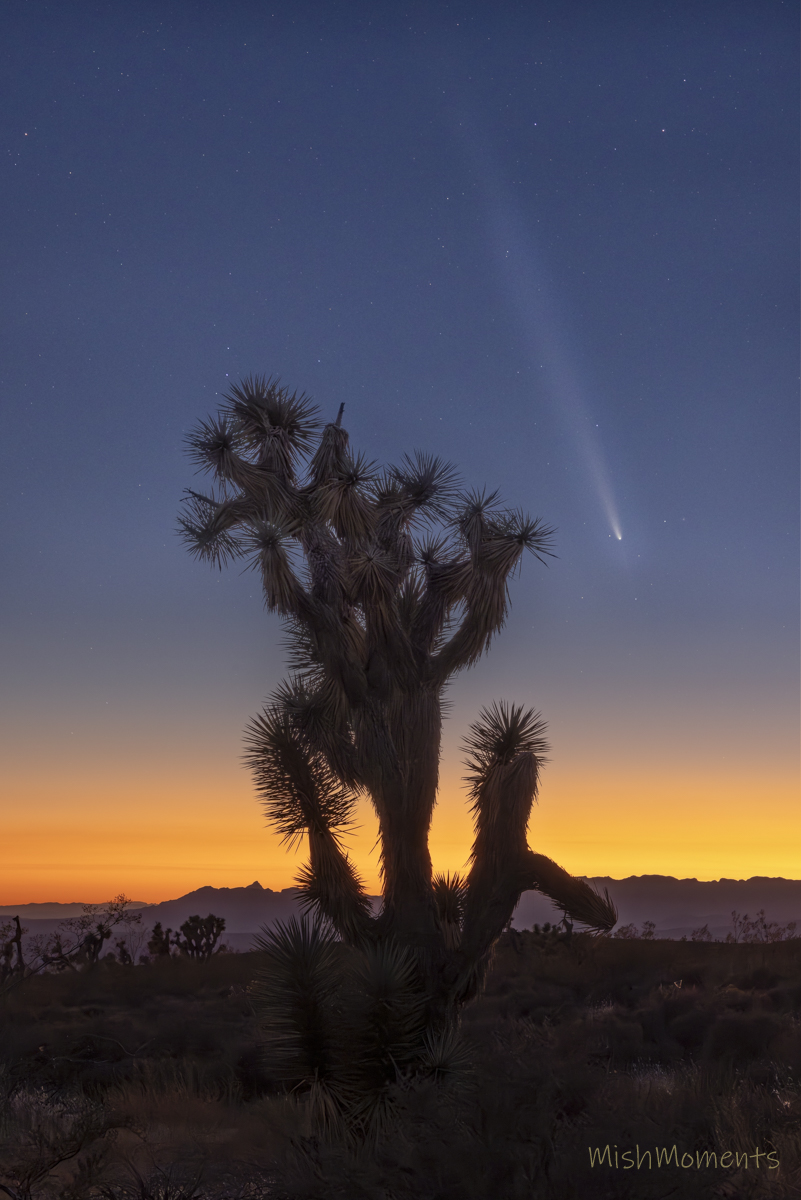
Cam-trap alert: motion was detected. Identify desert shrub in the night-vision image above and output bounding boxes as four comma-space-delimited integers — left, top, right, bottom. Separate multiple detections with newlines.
736, 967, 781, 990
612, 920, 656, 941
587, 1009, 645, 1066
0, 953, 266, 1105
766, 982, 801, 1013
0, 1083, 114, 1199
667, 1004, 718, 1052
727, 910, 798, 944
96, 1164, 208, 1199
703, 1013, 784, 1063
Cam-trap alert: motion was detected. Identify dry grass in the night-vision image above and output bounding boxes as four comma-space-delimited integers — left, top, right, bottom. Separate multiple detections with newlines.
1, 936, 799, 1198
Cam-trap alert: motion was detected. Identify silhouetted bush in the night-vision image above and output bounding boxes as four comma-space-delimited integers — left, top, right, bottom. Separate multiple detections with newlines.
703, 1012, 783, 1063
727, 909, 798, 943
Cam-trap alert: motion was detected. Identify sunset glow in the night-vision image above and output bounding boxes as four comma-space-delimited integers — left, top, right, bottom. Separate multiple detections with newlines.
3, 756, 798, 904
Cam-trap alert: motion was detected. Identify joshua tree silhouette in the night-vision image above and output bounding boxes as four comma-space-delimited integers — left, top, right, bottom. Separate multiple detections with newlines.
180, 376, 615, 1078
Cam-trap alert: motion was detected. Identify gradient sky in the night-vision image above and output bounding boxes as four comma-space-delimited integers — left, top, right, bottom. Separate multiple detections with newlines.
2, 1, 798, 903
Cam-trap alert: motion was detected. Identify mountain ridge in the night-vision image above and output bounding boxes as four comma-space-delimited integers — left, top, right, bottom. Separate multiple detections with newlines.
6, 875, 801, 945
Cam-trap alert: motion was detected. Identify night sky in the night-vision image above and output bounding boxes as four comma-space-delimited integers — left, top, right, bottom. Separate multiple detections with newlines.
2, 1, 798, 902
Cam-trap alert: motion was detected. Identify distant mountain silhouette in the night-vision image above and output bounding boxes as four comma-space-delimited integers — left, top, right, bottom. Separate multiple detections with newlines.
139, 882, 311, 936
8, 884, 311, 954
514, 875, 801, 938
0, 901, 149, 919
9, 877, 801, 948
9, 883, 379, 953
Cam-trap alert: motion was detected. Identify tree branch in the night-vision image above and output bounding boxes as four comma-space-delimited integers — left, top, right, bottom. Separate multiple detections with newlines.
444, 701, 613, 1004
296, 828, 377, 945
519, 851, 618, 931
428, 566, 510, 682
245, 705, 376, 945
429, 507, 554, 684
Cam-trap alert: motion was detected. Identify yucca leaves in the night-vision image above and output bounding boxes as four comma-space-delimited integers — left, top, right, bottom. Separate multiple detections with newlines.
433, 872, 467, 950
185, 413, 243, 482
417, 1024, 474, 1090
455, 704, 550, 974
522, 851, 618, 933
273, 673, 359, 786
251, 918, 343, 1084
388, 452, 461, 521
463, 702, 549, 879
309, 419, 350, 485
349, 941, 427, 1075
463, 702, 550, 803
347, 546, 400, 607
432, 872, 467, 926
251, 920, 458, 1140
312, 450, 377, 543
296, 833, 374, 944
177, 490, 243, 569
334, 939, 431, 1138
224, 375, 320, 471
244, 705, 358, 846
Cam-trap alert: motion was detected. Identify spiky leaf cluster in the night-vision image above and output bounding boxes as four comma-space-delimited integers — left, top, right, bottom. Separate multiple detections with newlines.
251, 918, 453, 1140
244, 703, 357, 848
463, 702, 550, 805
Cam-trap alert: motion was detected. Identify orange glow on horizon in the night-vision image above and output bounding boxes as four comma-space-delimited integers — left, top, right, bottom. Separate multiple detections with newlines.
3, 760, 798, 904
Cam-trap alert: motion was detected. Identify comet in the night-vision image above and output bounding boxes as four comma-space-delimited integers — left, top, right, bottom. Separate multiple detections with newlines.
488, 195, 624, 542
447, 102, 624, 542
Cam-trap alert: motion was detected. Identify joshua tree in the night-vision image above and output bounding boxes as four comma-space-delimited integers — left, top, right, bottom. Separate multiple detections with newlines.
180, 376, 616, 1022
173, 913, 227, 960
146, 922, 173, 958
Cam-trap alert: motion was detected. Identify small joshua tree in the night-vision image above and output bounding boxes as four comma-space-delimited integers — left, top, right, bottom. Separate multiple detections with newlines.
147, 922, 173, 958
173, 913, 227, 960
180, 377, 615, 1047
